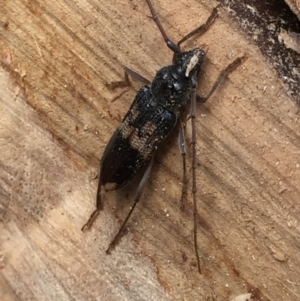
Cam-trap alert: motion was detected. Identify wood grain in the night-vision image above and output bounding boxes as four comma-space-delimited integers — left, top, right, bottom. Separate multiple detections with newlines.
1, 0, 299, 300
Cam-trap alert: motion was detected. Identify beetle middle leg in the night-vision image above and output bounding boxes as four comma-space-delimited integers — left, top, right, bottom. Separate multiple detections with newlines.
106, 155, 155, 254
107, 67, 151, 101
107, 67, 151, 89
197, 56, 245, 103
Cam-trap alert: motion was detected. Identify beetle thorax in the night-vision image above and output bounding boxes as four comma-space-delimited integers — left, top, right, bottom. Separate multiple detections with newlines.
150, 48, 206, 111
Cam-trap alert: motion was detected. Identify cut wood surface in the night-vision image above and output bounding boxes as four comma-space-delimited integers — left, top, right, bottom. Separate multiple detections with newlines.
1, 0, 299, 300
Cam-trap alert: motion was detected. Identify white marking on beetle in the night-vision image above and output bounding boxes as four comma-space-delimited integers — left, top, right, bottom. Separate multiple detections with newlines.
185, 49, 201, 77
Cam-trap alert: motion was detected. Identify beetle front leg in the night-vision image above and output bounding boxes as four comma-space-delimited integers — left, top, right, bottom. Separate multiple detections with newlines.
197, 56, 245, 103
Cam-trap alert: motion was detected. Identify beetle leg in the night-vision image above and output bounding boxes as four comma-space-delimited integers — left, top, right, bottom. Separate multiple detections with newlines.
197, 56, 245, 103
81, 180, 105, 231
106, 155, 155, 254
107, 67, 151, 102
178, 118, 188, 211
124, 67, 151, 85
106, 70, 130, 89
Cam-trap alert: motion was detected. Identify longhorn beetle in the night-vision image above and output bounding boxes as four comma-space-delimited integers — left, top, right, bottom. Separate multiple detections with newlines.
82, 0, 244, 273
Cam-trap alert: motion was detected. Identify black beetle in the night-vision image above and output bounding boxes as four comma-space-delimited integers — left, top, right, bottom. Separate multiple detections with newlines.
82, 0, 244, 273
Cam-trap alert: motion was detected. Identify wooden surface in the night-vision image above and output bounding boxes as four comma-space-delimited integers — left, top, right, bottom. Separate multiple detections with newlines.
284, 0, 300, 19
1, 0, 300, 300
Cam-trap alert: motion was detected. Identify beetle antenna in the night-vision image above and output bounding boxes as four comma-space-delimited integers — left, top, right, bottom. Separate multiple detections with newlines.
145, 0, 181, 54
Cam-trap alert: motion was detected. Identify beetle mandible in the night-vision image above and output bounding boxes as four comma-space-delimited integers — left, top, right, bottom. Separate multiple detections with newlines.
82, 0, 244, 274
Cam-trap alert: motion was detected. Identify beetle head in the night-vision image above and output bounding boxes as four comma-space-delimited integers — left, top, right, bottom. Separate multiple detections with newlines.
173, 48, 206, 78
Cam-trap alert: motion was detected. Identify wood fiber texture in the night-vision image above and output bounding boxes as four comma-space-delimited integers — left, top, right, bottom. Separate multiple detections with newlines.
285, 0, 300, 19
0, 0, 299, 300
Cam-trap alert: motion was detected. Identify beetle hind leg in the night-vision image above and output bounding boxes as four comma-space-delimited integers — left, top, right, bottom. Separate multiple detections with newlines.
106, 155, 155, 254
81, 183, 105, 231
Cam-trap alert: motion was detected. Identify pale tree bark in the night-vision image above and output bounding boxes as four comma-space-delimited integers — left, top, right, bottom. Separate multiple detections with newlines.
1, 1, 299, 300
